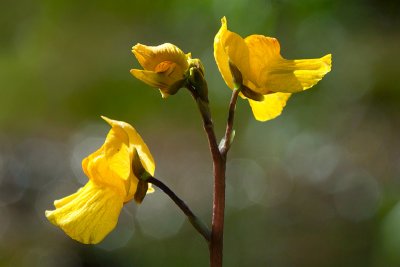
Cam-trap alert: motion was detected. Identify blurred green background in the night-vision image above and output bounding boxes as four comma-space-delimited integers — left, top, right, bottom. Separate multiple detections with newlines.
1, 0, 400, 266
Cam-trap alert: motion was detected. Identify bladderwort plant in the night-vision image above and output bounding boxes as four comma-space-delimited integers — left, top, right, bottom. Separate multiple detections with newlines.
45, 17, 331, 267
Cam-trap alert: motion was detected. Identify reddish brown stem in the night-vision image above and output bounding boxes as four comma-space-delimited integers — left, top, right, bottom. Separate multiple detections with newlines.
209, 155, 226, 267
187, 82, 239, 267
210, 88, 240, 267
220, 88, 240, 156
148, 177, 211, 242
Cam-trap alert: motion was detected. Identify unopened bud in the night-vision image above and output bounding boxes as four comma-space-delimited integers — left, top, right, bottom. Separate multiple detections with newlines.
188, 62, 209, 103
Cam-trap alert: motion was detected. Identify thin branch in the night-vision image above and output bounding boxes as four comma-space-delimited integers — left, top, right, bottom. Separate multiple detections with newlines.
187, 85, 221, 164
220, 88, 241, 156
147, 177, 211, 243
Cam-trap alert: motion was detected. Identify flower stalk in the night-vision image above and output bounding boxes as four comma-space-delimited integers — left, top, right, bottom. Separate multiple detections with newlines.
187, 68, 240, 267
219, 87, 241, 156
148, 177, 211, 243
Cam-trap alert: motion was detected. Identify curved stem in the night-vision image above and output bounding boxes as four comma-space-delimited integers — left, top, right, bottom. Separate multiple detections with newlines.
148, 177, 211, 243
220, 88, 241, 156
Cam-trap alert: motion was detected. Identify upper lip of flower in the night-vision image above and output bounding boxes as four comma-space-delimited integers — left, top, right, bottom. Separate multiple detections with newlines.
132, 43, 190, 72
81, 116, 156, 202
214, 16, 332, 96
213, 16, 332, 122
130, 43, 193, 97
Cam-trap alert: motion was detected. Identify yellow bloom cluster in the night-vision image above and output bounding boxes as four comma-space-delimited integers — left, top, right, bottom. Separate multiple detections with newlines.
45, 117, 155, 244
46, 16, 332, 245
130, 17, 331, 122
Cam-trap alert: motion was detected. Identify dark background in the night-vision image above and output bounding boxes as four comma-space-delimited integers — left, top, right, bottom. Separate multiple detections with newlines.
1, 0, 400, 266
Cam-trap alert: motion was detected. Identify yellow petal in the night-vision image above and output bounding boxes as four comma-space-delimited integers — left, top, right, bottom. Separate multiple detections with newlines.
82, 149, 113, 186
53, 186, 85, 208
103, 124, 131, 181
248, 92, 291, 121
84, 153, 129, 198
243, 35, 282, 89
214, 17, 249, 91
82, 145, 101, 178
130, 69, 176, 90
45, 181, 124, 244
132, 43, 189, 71
245, 35, 331, 93
81, 117, 156, 203
101, 116, 155, 178
154, 61, 186, 82
80, 124, 129, 195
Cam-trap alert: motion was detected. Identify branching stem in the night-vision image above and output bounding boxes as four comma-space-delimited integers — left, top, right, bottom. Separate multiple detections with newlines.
187, 84, 240, 267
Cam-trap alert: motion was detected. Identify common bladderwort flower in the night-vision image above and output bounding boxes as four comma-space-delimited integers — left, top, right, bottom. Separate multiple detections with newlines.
130, 43, 193, 98
45, 116, 155, 244
214, 17, 332, 121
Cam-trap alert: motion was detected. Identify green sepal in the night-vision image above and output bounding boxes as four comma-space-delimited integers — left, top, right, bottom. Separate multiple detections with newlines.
132, 149, 152, 181
134, 179, 148, 204
188, 64, 209, 103
160, 79, 187, 98
241, 85, 264, 101
228, 60, 263, 101
188, 58, 205, 77
132, 149, 152, 203
228, 60, 243, 87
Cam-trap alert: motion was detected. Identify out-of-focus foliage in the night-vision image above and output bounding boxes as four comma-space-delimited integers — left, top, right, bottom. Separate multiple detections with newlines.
0, 0, 399, 266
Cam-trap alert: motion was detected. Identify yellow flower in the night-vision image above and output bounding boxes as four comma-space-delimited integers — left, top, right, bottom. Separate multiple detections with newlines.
131, 43, 192, 98
214, 17, 332, 121
45, 116, 155, 244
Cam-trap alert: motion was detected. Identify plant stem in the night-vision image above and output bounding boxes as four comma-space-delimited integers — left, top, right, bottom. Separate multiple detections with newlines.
210, 155, 226, 267
186, 58, 243, 267
187, 84, 240, 267
209, 88, 240, 267
220, 88, 240, 156
148, 176, 211, 243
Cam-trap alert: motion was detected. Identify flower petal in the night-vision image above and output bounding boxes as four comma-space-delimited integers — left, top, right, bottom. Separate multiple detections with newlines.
132, 43, 189, 71
214, 17, 249, 91
101, 116, 155, 178
82, 147, 126, 197
102, 122, 131, 181
243, 35, 282, 89
248, 92, 291, 121
45, 181, 124, 244
130, 69, 176, 90
261, 54, 332, 93
82, 117, 156, 202
245, 35, 332, 93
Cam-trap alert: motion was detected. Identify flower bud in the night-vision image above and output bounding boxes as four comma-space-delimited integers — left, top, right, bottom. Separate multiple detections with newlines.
131, 43, 192, 98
